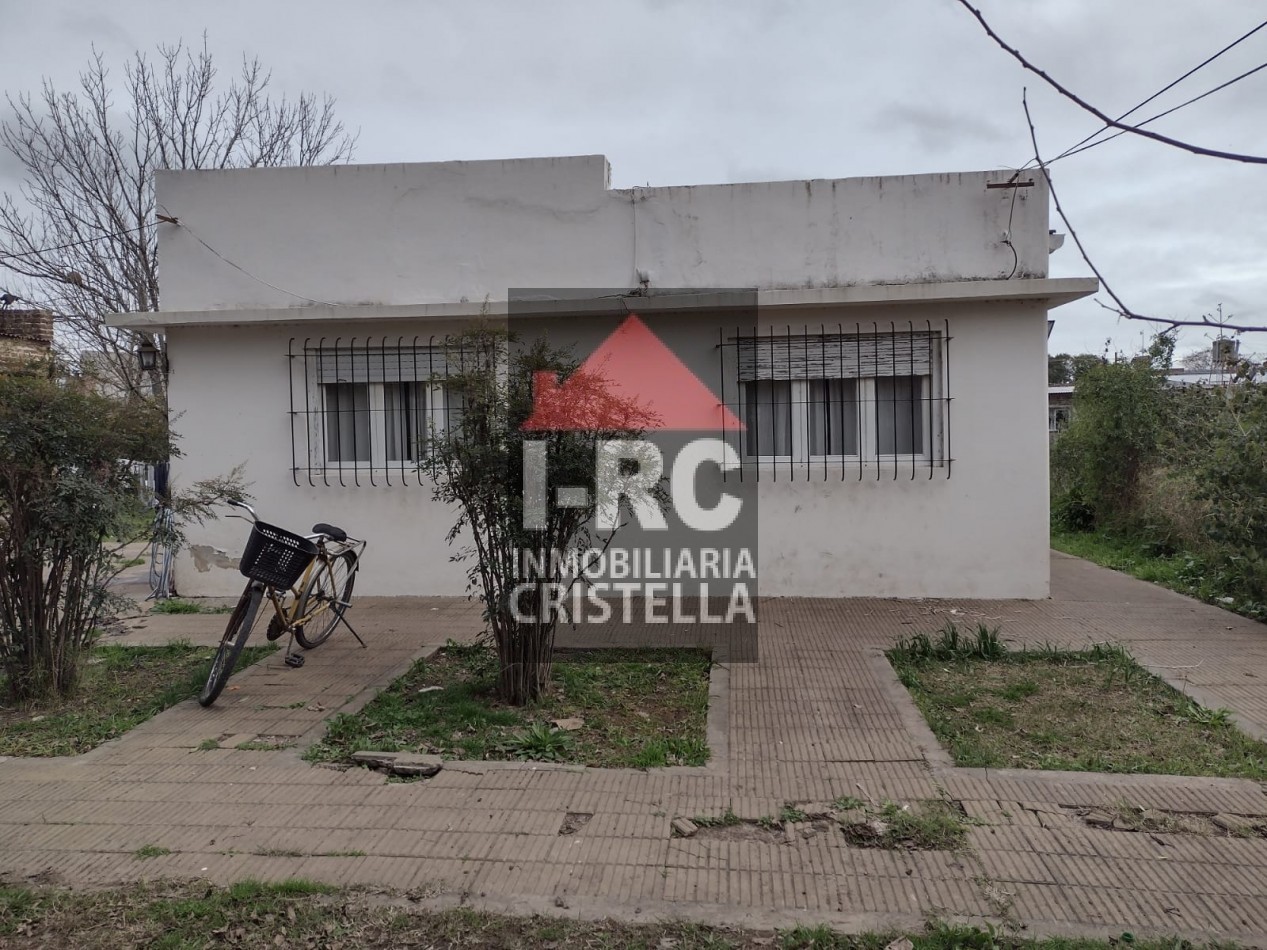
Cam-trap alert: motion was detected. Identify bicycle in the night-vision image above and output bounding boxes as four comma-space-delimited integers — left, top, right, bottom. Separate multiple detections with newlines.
146, 502, 176, 600
199, 500, 367, 707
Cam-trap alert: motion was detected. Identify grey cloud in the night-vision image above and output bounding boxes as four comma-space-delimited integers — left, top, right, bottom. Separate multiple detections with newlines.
874, 104, 1009, 153
0, 0, 1263, 354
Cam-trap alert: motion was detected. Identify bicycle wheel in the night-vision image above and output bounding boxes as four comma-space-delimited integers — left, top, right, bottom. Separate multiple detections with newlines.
293, 551, 358, 649
147, 509, 164, 590
155, 509, 176, 598
199, 583, 264, 707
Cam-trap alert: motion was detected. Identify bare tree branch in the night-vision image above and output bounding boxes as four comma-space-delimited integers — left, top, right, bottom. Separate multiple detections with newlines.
1023, 92, 1267, 334
0, 37, 358, 397
958, 0, 1267, 166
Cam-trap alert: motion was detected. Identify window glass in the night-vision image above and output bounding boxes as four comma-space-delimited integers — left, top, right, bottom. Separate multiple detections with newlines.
808, 378, 859, 456
744, 380, 792, 456
876, 376, 924, 455
385, 382, 427, 461
323, 383, 370, 463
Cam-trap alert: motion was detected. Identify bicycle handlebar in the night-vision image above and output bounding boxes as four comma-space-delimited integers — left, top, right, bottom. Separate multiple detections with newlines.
227, 499, 363, 548
226, 499, 257, 522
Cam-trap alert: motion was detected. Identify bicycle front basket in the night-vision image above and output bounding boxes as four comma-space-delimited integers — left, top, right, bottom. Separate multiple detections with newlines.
239, 521, 318, 588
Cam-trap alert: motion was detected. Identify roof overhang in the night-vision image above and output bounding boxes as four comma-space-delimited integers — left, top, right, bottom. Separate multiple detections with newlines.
107, 277, 1099, 330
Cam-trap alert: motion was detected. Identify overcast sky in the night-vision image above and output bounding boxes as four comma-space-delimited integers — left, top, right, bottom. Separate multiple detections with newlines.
4, 0, 1265, 360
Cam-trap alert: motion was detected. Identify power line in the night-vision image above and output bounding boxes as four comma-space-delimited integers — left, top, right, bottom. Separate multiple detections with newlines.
958, 0, 1267, 165
0, 222, 153, 263
1054, 60, 1267, 164
1022, 90, 1267, 334
1044, 18, 1267, 165
176, 220, 340, 308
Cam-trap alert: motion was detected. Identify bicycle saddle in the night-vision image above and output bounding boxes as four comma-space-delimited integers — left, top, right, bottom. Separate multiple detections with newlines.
312, 523, 347, 542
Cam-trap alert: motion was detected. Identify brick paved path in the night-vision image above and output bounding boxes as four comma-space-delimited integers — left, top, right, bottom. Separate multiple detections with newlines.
1, 553, 1265, 942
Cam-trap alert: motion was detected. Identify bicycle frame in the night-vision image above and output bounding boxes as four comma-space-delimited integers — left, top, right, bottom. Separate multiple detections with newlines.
264, 537, 366, 634
226, 499, 366, 637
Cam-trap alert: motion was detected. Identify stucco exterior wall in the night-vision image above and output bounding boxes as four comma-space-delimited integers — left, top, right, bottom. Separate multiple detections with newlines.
166, 300, 1049, 600
154, 156, 1047, 313
145, 156, 1069, 600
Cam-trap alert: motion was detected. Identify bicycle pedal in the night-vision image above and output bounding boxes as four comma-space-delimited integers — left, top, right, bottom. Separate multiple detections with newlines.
284, 653, 305, 668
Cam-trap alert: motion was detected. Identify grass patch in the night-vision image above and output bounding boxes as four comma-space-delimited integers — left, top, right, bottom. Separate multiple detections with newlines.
235, 736, 296, 751
132, 845, 171, 860
1052, 528, 1267, 621
693, 807, 743, 828
890, 624, 1267, 779
149, 598, 234, 615
0, 880, 1237, 948
306, 643, 710, 769
0, 642, 276, 756
838, 800, 969, 851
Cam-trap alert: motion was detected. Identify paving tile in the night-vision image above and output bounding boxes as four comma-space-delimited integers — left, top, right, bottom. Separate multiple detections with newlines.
7, 555, 1267, 942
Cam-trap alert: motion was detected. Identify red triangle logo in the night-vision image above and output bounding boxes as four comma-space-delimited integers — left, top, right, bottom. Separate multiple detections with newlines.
522, 314, 745, 432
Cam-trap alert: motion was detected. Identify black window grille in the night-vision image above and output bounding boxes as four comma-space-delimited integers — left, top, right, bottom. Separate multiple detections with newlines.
287, 337, 468, 487
288, 323, 952, 487
717, 320, 953, 480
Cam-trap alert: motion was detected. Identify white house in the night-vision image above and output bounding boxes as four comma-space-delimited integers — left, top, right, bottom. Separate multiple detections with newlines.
109, 155, 1095, 599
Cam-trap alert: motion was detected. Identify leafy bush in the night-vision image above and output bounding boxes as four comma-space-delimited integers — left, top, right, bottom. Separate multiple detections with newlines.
0, 375, 166, 701
1051, 337, 1171, 531
0, 373, 242, 703
1051, 333, 1267, 613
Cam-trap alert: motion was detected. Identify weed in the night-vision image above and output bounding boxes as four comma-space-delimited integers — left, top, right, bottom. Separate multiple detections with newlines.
1181, 703, 1234, 728
133, 845, 171, 860
235, 737, 295, 751
779, 803, 809, 824
840, 800, 967, 851
891, 621, 1006, 663
499, 721, 573, 761
777, 923, 843, 948
998, 680, 1038, 701
692, 807, 741, 828
196, 738, 220, 751
148, 598, 203, 614
831, 795, 865, 811
149, 598, 233, 615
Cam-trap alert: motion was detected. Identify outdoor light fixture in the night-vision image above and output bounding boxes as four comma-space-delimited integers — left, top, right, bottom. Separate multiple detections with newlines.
136, 337, 164, 373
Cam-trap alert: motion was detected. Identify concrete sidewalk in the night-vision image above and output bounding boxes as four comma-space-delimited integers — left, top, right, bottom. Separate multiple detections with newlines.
1, 553, 1265, 942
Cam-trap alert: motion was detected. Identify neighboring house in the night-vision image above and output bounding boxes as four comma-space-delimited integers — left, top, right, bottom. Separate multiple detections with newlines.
1048, 385, 1074, 436
1164, 369, 1240, 388
108, 156, 1095, 598
0, 308, 53, 372
78, 349, 142, 399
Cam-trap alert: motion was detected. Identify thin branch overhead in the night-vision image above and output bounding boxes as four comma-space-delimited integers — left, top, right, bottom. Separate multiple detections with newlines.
958, 0, 1267, 165
1044, 18, 1267, 166
1022, 92, 1267, 334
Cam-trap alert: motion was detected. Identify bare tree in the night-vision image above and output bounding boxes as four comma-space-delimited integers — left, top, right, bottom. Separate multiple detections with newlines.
0, 39, 357, 397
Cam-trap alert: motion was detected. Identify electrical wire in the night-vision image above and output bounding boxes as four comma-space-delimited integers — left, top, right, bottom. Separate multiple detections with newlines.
1040, 18, 1267, 166
1052, 60, 1267, 164
176, 221, 341, 307
0, 223, 153, 263
1023, 90, 1267, 334
958, 0, 1267, 164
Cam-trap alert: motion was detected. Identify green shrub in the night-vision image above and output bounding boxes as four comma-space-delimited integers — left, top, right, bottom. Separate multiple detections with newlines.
1051, 338, 1171, 530
0, 375, 166, 701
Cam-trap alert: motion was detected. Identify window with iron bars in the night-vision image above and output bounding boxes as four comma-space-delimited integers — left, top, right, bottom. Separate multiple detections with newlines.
288, 339, 465, 487
721, 324, 952, 479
